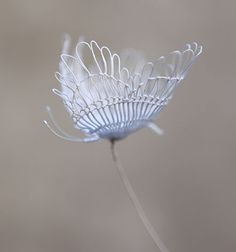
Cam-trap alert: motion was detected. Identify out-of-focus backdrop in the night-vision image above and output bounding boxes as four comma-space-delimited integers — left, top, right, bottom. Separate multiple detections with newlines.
0, 1, 235, 252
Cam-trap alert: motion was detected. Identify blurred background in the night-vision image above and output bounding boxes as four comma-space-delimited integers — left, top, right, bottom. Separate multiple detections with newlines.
0, 0, 235, 252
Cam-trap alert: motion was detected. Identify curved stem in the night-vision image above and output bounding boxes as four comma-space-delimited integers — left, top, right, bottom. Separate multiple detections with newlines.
110, 140, 169, 252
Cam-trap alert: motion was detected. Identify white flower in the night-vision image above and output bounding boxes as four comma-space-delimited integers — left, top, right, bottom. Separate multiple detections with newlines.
45, 35, 202, 142
44, 36, 203, 252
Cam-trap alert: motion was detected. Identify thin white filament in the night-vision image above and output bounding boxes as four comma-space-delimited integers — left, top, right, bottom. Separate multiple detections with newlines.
148, 122, 164, 136
43, 120, 87, 142
46, 106, 75, 138
110, 141, 170, 252
44, 107, 99, 143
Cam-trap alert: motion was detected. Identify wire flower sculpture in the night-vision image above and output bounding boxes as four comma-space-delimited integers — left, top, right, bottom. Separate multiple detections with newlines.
45, 35, 202, 252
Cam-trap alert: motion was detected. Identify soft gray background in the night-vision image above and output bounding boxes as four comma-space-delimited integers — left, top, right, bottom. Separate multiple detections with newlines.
0, 0, 235, 252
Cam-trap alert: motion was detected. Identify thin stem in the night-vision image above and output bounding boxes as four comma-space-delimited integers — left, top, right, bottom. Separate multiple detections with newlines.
110, 140, 169, 252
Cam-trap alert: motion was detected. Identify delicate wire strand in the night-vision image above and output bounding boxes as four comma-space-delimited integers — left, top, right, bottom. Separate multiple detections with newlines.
110, 140, 170, 252
148, 122, 164, 136
44, 106, 99, 143
46, 106, 75, 138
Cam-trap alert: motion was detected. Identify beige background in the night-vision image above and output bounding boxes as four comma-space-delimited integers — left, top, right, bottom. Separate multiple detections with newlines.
0, 0, 235, 252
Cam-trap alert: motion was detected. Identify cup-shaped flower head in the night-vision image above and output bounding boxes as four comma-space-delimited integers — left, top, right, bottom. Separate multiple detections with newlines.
46, 36, 202, 142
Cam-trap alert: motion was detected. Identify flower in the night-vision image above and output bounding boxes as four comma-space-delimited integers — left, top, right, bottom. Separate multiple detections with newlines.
45, 35, 202, 142
44, 36, 203, 252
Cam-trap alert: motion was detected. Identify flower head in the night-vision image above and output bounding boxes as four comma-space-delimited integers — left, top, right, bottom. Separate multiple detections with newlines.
45, 35, 202, 142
